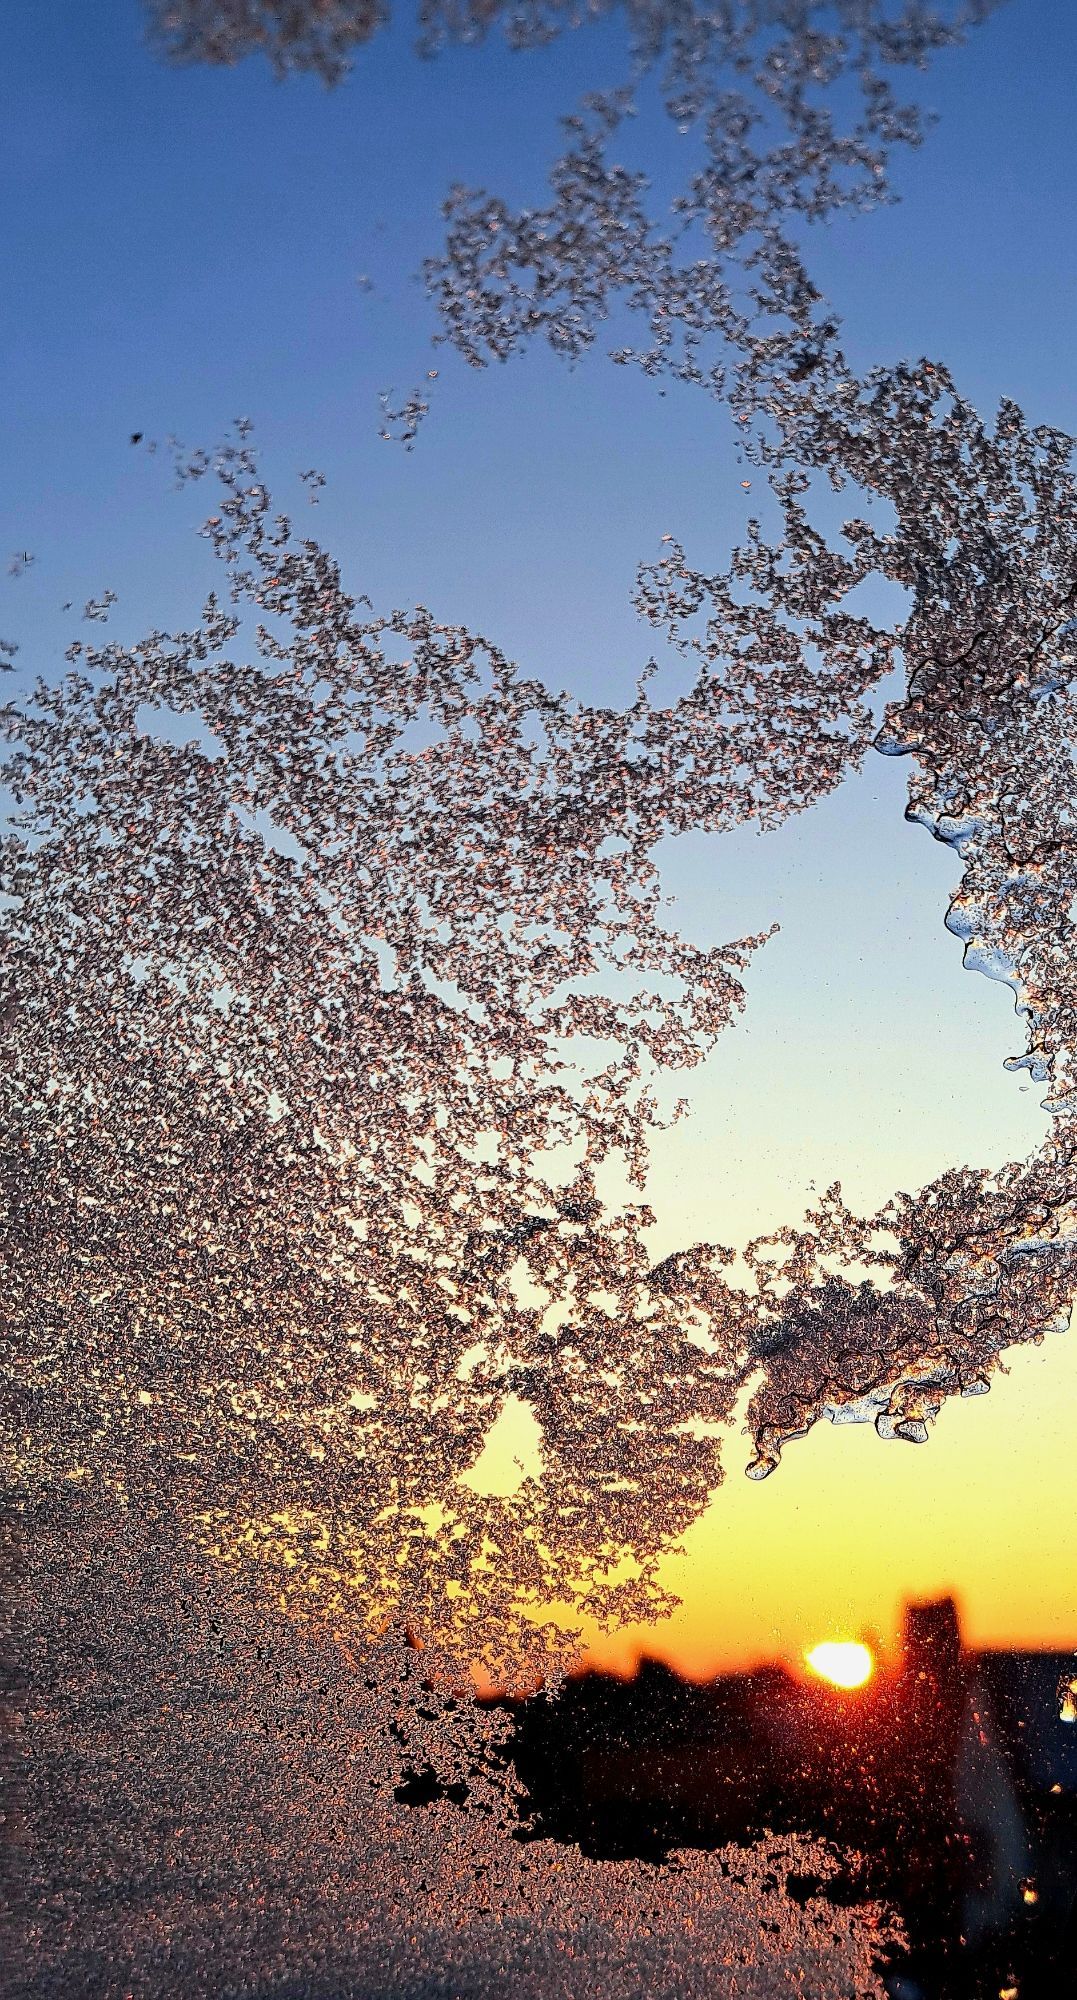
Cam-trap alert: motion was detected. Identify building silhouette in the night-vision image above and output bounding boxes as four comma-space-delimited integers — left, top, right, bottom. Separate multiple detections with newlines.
495, 1599, 1077, 1998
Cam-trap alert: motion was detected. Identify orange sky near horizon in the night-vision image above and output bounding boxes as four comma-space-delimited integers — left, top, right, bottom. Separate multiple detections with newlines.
576, 1322, 1077, 1680
464, 1318, 1077, 1685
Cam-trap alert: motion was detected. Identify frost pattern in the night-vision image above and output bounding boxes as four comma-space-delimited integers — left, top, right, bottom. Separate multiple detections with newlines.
145, 0, 390, 82
424, 2, 998, 404
7, 363, 1077, 1679
148, 1, 1001, 423
8, 1492, 903, 1996
7, 4, 1070, 1990
8, 0, 1070, 1675
3, 429, 780, 1677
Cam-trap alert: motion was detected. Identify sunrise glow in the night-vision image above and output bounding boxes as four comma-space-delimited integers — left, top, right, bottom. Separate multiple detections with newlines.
805, 1641, 874, 1690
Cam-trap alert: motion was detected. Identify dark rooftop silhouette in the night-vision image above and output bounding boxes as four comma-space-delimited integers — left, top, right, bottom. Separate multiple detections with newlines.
489, 1599, 1077, 2000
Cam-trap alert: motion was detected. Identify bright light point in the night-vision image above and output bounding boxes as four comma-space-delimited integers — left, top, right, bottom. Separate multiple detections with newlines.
805, 1641, 874, 1690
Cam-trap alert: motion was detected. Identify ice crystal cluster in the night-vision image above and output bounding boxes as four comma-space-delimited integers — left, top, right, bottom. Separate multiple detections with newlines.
5, 420, 779, 1674
9, 1493, 903, 1996
5, 1, 1075, 1990
8, 374, 1076, 1679
8, 0, 1051, 1679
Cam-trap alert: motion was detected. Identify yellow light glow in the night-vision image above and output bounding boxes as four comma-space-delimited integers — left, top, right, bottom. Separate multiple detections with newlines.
805, 1640, 874, 1690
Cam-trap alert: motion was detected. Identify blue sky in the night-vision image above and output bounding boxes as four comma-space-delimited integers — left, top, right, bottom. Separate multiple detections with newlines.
4, 0, 1077, 663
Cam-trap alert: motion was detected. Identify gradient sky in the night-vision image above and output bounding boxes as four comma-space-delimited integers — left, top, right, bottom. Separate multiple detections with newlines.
5, 0, 1076, 1671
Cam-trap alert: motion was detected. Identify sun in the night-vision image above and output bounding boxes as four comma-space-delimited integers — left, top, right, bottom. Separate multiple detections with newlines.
805, 1641, 874, 1690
